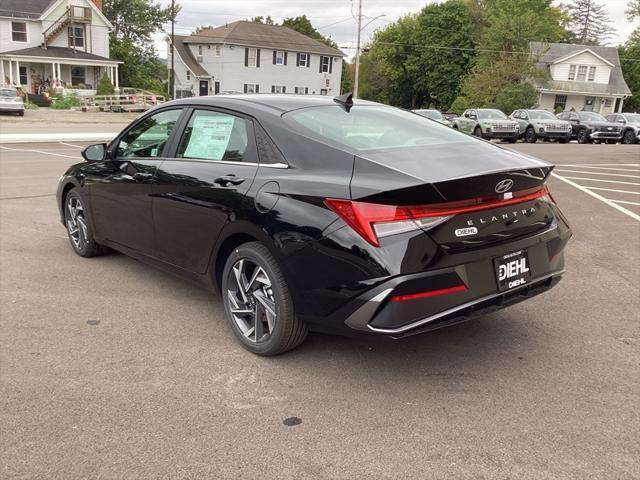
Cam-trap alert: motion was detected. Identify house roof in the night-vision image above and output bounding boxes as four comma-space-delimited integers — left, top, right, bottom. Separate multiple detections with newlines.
182, 21, 344, 57
0, 0, 56, 18
530, 42, 631, 96
0, 46, 121, 63
171, 35, 209, 77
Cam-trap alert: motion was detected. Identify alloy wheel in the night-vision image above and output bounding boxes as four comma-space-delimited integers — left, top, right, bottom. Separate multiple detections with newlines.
226, 258, 276, 343
66, 196, 88, 249
623, 130, 635, 145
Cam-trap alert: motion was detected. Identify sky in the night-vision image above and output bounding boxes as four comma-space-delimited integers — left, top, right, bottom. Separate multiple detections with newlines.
154, 0, 639, 58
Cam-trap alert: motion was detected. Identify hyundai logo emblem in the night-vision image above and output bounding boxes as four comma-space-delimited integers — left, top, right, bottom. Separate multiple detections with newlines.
495, 179, 514, 194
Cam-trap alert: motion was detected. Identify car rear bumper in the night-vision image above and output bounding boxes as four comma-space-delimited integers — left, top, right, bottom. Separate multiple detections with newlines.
0, 104, 24, 112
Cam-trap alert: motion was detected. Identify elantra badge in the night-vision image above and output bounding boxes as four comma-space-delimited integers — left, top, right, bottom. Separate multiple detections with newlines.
455, 227, 478, 237
495, 179, 514, 194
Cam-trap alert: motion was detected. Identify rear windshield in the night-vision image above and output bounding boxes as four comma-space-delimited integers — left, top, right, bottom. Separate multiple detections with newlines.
415, 110, 444, 121
528, 111, 556, 120
478, 109, 507, 120
284, 105, 471, 152
577, 111, 607, 122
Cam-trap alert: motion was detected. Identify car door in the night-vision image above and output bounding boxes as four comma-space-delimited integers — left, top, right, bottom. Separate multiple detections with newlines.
461, 110, 473, 133
518, 111, 528, 134
87, 108, 185, 255
152, 107, 260, 273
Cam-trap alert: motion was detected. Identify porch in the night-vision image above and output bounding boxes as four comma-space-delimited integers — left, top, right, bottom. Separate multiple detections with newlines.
0, 46, 122, 95
538, 91, 626, 115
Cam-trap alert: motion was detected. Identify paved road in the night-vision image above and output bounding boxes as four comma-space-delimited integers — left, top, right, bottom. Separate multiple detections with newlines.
1, 142, 639, 479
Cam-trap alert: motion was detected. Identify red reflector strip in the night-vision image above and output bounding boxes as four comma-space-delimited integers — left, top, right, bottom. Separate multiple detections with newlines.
390, 284, 467, 302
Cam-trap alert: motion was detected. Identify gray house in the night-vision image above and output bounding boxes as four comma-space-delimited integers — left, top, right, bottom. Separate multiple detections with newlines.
531, 42, 631, 114
167, 21, 344, 98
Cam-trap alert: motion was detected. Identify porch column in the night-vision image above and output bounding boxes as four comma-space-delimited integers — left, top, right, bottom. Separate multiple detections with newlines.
107, 66, 112, 83
57, 63, 62, 86
0, 60, 4, 85
114, 65, 119, 89
618, 98, 624, 113
50, 62, 55, 83
9, 60, 13, 85
15, 61, 20, 85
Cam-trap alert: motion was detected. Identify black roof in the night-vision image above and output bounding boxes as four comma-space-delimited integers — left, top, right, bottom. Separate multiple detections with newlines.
0, 0, 55, 18
0, 46, 119, 63
168, 94, 376, 115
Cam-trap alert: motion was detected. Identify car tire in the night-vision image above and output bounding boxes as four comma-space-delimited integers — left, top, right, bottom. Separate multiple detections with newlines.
622, 130, 636, 144
18, 111, 25, 117
576, 129, 589, 144
473, 126, 482, 137
606, 140, 618, 144
525, 126, 537, 143
222, 242, 308, 356
64, 189, 108, 257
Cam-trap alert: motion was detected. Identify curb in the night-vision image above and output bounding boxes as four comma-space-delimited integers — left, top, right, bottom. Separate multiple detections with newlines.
0, 133, 119, 144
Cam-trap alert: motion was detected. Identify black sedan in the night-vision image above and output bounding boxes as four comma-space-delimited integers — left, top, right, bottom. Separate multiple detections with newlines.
57, 94, 571, 355
557, 111, 623, 144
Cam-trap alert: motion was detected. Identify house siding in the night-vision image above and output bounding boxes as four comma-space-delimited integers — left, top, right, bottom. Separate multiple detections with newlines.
0, 19, 41, 53
550, 51, 612, 84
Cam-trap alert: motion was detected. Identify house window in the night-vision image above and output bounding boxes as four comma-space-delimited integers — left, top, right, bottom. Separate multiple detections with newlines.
215, 45, 221, 57
576, 65, 588, 82
186, 70, 191, 81
244, 83, 259, 93
19, 66, 28, 85
275, 51, 285, 65
247, 48, 257, 67
272, 85, 285, 93
568, 65, 576, 81
588, 66, 596, 82
11, 21, 27, 42
71, 66, 86, 86
198, 45, 203, 55
325, 79, 330, 87
554, 95, 567, 111
320, 56, 330, 73
294, 86, 308, 95
298, 53, 308, 67
320, 88, 328, 95
68, 25, 85, 48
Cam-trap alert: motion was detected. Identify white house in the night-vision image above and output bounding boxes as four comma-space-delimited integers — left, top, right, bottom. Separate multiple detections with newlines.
531, 42, 631, 114
167, 21, 344, 98
0, 0, 121, 93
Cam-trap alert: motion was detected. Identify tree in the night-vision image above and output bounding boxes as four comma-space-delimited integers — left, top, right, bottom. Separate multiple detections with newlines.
103, 0, 179, 94
619, 31, 640, 111
492, 83, 538, 112
566, 0, 615, 45
96, 73, 115, 95
251, 16, 275, 24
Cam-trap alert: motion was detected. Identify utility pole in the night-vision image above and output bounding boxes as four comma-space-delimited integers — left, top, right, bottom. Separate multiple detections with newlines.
353, 0, 363, 99
170, 0, 175, 99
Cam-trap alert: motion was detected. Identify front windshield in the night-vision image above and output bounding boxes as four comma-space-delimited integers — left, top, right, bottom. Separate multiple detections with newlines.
415, 110, 444, 121
478, 109, 507, 120
624, 113, 640, 122
577, 111, 607, 122
285, 105, 472, 152
528, 110, 556, 120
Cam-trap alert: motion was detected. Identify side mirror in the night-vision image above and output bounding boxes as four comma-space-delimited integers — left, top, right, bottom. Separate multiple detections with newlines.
617, 119, 626, 124
469, 114, 477, 120
464, 113, 470, 118
82, 143, 107, 162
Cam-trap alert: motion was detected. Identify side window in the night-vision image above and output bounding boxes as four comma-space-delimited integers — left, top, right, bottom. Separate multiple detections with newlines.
116, 109, 182, 158
521, 111, 528, 120
177, 110, 251, 162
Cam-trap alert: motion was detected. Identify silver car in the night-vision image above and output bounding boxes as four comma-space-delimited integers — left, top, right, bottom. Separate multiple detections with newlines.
510, 109, 572, 143
452, 109, 520, 142
412, 109, 452, 127
605, 113, 640, 145
0, 88, 25, 116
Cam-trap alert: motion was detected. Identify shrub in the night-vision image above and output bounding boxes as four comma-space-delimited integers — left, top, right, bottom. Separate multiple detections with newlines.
96, 73, 115, 95
450, 96, 470, 114
51, 93, 81, 110
491, 83, 538, 115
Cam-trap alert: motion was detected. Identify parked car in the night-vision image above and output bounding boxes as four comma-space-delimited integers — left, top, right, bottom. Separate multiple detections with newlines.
442, 112, 459, 122
453, 109, 520, 142
510, 109, 572, 143
0, 87, 25, 116
605, 112, 640, 145
56, 94, 571, 355
557, 111, 623, 144
412, 109, 452, 127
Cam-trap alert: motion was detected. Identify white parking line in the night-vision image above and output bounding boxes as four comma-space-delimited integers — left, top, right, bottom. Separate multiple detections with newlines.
559, 176, 640, 187
0, 145, 78, 159
586, 187, 640, 195
554, 169, 640, 179
557, 165, 640, 173
551, 173, 640, 222
59, 142, 84, 149
611, 199, 640, 206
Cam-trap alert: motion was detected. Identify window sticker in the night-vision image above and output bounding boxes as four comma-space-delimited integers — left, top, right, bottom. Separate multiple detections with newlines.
184, 115, 235, 160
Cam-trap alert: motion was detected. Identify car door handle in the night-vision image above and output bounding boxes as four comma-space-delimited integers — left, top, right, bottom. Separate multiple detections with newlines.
133, 172, 154, 181
214, 175, 245, 187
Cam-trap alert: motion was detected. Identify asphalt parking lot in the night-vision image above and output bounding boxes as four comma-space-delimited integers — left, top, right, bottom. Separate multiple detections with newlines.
1, 141, 639, 479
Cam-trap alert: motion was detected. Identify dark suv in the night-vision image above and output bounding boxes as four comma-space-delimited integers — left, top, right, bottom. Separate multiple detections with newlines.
557, 111, 623, 144
605, 113, 640, 145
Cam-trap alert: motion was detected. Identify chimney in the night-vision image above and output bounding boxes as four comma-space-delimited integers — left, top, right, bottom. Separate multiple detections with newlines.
92, 0, 103, 10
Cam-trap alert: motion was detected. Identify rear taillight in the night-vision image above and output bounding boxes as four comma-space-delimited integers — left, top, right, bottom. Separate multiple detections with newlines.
325, 186, 551, 247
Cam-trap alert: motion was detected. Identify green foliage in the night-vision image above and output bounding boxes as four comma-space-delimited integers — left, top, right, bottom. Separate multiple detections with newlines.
619, 31, 640, 112
282, 15, 339, 49
51, 93, 81, 110
491, 83, 538, 113
103, 0, 177, 95
251, 16, 275, 25
450, 96, 470, 114
96, 73, 115, 95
